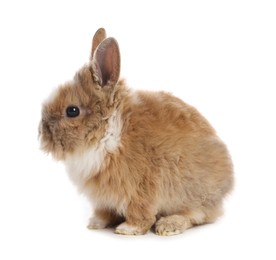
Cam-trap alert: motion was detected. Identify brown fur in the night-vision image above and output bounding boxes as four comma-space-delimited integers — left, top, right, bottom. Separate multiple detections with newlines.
39, 28, 233, 236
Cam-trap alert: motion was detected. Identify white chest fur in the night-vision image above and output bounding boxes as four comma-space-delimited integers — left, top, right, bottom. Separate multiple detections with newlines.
64, 110, 123, 185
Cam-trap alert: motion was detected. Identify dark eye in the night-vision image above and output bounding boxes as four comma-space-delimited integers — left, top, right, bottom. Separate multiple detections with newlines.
66, 106, 80, 118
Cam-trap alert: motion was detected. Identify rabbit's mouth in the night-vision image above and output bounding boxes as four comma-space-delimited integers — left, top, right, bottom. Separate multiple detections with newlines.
39, 119, 67, 160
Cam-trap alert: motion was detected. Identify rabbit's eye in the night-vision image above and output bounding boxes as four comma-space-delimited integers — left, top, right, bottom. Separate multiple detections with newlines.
66, 106, 80, 118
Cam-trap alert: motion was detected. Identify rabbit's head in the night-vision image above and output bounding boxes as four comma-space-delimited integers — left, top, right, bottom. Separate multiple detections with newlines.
39, 28, 121, 160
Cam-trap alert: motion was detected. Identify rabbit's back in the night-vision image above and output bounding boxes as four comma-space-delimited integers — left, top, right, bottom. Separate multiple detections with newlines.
89, 89, 234, 217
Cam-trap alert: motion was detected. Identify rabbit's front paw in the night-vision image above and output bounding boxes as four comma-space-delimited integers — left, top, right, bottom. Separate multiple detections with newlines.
155, 215, 191, 236
115, 222, 145, 235
87, 216, 108, 229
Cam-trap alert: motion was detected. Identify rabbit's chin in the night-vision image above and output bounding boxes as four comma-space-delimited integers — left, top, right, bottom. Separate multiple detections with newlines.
38, 122, 69, 161
39, 140, 67, 161
39, 130, 69, 161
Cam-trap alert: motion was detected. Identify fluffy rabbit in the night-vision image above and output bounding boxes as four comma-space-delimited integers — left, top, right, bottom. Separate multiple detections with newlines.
39, 28, 233, 236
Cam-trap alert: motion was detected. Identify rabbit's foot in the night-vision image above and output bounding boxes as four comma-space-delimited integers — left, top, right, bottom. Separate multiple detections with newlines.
87, 215, 108, 229
155, 215, 192, 236
115, 222, 146, 235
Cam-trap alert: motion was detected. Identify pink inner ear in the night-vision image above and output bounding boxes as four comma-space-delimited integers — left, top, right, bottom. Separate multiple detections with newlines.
92, 37, 120, 87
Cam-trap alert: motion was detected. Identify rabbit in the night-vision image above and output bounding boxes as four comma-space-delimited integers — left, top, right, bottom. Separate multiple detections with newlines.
39, 28, 234, 236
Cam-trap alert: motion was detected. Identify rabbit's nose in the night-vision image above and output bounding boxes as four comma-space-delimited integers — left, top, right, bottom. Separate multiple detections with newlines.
40, 119, 52, 138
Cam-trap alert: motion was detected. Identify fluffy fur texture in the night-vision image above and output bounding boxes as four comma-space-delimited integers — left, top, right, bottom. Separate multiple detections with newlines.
39, 28, 234, 236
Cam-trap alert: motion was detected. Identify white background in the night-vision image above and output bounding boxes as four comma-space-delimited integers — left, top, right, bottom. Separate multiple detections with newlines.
0, 0, 275, 259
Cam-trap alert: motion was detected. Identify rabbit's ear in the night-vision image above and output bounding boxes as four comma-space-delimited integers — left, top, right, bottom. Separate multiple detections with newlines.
91, 28, 106, 60
92, 37, 120, 87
